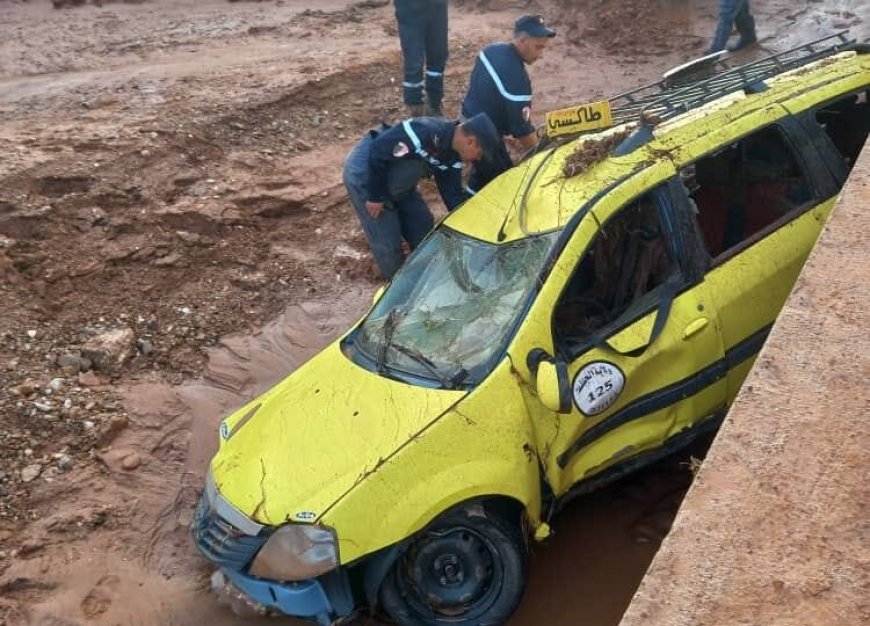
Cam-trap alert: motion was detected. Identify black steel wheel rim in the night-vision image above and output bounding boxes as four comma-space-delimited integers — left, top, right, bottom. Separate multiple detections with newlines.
397, 524, 504, 621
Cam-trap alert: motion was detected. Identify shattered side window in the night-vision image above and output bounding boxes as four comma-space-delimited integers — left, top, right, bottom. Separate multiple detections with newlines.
354, 228, 559, 387
553, 192, 678, 353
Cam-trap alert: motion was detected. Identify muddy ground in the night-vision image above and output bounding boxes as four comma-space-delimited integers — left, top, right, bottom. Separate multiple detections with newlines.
0, 0, 866, 624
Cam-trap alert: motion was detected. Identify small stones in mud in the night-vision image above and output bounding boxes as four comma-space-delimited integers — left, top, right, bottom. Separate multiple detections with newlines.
175, 230, 201, 245
10, 380, 39, 398
20, 464, 42, 484
81, 327, 135, 373
78, 371, 106, 387
57, 352, 92, 376
96, 414, 128, 446
120, 452, 141, 471
136, 338, 152, 355
56, 454, 73, 472
153, 251, 183, 267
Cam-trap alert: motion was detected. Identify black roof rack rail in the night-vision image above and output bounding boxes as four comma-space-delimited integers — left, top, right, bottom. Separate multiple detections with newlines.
635, 31, 857, 125
546, 31, 858, 144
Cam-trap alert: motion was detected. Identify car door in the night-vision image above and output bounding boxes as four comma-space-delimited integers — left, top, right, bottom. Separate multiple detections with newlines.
673, 115, 841, 402
514, 168, 727, 497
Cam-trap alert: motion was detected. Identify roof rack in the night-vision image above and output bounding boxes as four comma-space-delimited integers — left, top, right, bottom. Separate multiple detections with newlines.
634, 31, 857, 125
545, 31, 857, 142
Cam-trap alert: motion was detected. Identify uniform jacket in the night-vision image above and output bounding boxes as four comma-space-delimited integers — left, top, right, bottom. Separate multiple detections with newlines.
367, 118, 468, 211
461, 42, 535, 139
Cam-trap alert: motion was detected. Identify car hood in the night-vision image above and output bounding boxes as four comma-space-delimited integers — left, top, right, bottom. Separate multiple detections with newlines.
210, 342, 465, 525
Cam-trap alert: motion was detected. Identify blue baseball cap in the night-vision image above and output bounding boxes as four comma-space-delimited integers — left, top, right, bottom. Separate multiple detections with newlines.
462, 113, 501, 162
514, 14, 556, 38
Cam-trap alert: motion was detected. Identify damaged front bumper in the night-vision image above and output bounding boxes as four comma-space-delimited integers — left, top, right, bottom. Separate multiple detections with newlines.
212, 567, 339, 626
192, 481, 354, 625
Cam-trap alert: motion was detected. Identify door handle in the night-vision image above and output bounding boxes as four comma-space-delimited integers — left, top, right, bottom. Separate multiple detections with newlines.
682, 317, 709, 340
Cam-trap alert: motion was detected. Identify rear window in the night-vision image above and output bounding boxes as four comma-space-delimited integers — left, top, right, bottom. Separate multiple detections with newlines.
681, 125, 813, 260
814, 90, 870, 173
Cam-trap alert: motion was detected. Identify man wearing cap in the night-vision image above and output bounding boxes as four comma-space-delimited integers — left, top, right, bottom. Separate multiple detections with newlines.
394, 0, 449, 117
461, 14, 556, 194
343, 113, 500, 279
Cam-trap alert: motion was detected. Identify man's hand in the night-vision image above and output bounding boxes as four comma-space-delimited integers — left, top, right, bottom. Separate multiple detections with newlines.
366, 201, 385, 218
515, 132, 539, 153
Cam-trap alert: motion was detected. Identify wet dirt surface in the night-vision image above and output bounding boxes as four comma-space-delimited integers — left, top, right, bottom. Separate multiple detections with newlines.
0, 1, 866, 624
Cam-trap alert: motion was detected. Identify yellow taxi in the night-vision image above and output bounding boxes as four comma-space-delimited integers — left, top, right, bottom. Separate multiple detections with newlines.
193, 35, 869, 626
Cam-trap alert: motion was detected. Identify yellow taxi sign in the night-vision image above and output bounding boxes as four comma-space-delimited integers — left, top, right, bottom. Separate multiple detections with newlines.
545, 100, 613, 138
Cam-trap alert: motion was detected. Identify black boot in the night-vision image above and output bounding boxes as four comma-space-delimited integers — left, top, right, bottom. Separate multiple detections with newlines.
728, 3, 756, 52
727, 34, 757, 52
407, 104, 424, 118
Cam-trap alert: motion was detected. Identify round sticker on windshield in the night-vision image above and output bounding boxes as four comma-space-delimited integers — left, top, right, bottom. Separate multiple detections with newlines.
573, 362, 625, 416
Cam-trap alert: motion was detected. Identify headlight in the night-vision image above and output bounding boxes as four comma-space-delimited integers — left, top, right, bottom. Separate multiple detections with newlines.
248, 524, 338, 581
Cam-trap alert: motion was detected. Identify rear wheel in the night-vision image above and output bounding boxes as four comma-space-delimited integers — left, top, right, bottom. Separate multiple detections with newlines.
379, 502, 528, 626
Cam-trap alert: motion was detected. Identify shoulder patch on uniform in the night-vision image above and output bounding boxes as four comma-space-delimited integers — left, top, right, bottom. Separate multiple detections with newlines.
522, 106, 531, 122
392, 142, 410, 157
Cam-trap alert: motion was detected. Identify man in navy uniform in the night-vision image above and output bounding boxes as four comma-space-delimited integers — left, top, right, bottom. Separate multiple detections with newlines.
394, 0, 449, 117
461, 14, 556, 194
706, 0, 757, 54
343, 113, 500, 279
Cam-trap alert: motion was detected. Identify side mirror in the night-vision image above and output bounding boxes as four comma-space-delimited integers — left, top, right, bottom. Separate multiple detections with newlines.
528, 349, 572, 414
371, 284, 386, 305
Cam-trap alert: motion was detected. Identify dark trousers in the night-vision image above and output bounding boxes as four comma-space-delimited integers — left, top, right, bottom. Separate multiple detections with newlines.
394, 0, 448, 107
709, 0, 755, 52
343, 133, 434, 279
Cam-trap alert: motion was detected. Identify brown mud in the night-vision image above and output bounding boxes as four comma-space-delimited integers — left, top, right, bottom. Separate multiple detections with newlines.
0, 1, 866, 624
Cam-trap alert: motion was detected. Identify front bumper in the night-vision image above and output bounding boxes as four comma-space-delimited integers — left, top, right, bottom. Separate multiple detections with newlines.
192, 486, 354, 625
221, 567, 336, 625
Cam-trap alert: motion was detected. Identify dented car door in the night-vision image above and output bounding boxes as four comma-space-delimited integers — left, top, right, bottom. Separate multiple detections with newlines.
513, 167, 726, 497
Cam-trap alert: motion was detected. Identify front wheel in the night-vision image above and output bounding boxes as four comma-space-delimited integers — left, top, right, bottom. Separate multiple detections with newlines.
379, 502, 528, 626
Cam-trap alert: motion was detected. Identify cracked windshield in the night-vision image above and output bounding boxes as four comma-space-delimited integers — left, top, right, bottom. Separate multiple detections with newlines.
354, 227, 559, 386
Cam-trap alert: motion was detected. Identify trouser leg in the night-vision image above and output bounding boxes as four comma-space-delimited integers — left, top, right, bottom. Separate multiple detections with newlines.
394, 0, 425, 107
343, 135, 405, 279
733, 1, 756, 41
708, 0, 737, 53
395, 191, 434, 250
424, 0, 448, 115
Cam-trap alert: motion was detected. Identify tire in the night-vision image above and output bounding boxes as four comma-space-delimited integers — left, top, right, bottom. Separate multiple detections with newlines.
379, 502, 528, 626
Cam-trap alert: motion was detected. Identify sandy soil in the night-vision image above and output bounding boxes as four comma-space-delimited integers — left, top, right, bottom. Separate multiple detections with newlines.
0, 0, 866, 624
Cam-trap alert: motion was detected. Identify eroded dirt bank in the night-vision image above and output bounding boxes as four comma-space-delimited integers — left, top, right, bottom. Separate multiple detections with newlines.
0, 1, 866, 624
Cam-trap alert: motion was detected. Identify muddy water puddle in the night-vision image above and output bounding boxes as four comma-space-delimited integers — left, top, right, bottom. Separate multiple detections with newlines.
123, 288, 706, 626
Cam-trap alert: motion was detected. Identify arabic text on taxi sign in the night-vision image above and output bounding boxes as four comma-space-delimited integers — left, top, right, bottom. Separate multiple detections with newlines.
546, 101, 613, 138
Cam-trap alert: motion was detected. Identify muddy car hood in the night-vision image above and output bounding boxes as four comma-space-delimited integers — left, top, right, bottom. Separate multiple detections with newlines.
210, 342, 465, 526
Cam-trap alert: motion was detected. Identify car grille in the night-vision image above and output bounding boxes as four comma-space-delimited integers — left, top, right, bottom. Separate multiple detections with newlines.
192, 492, 268, 571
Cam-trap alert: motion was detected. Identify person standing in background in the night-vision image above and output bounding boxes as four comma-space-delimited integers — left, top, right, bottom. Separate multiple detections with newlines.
394, 0, 449, 117
706, 0, 757, 54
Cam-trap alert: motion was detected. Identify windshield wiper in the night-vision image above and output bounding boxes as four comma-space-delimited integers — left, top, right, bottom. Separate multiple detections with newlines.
377, 306, 405, 374
391, 343, 468, 390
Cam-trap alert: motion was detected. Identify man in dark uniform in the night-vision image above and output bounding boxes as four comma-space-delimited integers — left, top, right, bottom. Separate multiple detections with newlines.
394, 0, 449, 117
706, 0, 757, 54
461, 14, 556, 194
343, 113, 500, 279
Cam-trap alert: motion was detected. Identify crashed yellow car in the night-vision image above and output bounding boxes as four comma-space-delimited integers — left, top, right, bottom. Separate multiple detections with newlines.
193, 35, 869, 626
